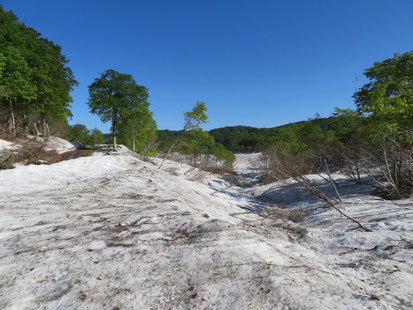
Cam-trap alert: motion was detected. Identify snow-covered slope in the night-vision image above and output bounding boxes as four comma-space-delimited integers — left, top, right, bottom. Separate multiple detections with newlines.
42, 136, 76, 154
0, 153, 412, 309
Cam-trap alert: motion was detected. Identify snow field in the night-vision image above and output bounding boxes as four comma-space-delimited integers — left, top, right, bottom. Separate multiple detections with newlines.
0, 152, 412, 309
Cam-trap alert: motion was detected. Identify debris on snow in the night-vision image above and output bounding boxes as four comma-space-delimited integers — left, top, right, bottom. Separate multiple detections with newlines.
0, 151, 412, 309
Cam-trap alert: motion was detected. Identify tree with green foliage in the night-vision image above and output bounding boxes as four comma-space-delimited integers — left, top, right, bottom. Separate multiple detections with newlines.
159, 101, 209, 168
159, 101, 235, 169
183, 101, 208, 131
354, 51, 413, 132
352, 52, 413, 198
87, 69, 150, 150
181, 128, 235, 167
89, 128, 105, 145
68, 124, 105, 146
181, 129, 215, 164
0, 5, 77, 136
118, 104, 157, 154
210, 142, 236, 165
69, 124, 90, 145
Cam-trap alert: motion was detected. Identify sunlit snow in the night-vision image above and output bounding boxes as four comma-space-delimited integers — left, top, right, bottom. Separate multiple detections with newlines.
0, 140, 412, 309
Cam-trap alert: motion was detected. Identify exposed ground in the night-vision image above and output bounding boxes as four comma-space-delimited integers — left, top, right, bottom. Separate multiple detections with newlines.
0, 140, 412, 309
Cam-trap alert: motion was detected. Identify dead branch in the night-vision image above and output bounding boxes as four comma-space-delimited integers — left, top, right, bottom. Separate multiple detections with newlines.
294, 174, 372, 232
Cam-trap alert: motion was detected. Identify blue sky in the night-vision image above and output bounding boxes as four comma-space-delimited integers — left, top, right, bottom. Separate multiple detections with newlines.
2, 0, 413, 132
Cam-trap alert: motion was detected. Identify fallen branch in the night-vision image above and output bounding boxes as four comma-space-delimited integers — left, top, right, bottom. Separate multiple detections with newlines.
295, 174, 372, 232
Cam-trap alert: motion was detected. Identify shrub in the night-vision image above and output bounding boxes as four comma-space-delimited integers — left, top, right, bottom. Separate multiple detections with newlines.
0, 157, 13, 170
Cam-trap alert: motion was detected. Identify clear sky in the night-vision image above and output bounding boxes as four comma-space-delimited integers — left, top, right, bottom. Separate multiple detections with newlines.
2, 0, 413, 132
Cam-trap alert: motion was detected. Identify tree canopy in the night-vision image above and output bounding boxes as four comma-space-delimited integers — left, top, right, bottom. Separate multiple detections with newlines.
354, 51, 413, 131
183, 101, 208, 131
67, 124, 105, 146
0, 5, 77, 136
87, 69, 155, 151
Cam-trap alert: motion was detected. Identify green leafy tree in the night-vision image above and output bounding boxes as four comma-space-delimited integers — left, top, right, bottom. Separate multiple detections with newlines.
329, 108, 366, 146
68, 124, 105, 146
354, 51, 413, 131
160, 101, 235, 168
352, 52, 413, 198
183, 101, 208, 131
69, 124, 90, 145
87, 69, 149, 150
181, 129, 215, 164
210, 142, 236, 165
159, 101, 209, 168
118, 105, 157, 154
0, 5, 77, 136
89, 128, 105, 145
0, 46, 36, 136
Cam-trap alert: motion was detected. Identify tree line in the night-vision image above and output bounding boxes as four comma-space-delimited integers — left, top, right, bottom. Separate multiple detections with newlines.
258, 52, 413, 199
0, 6, 158, 156
1, 5, 411, 194
0, 5, 232, 165
0, 5, 77, 137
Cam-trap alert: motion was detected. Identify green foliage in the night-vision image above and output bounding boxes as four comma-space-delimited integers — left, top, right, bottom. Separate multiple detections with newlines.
267, 125, 306, 155
183, 101, 208, 131
87, 69, 152, 149
69, 124, 90, 145
0, 157, 13, 170
354, 51, 413, 131
156, 129, 182, 152
209, 126, 275, 152
88, 69, 148, 124
181, 129, 214, 158
89, 128, 105, 145
0, 5, 77, 132
118, 104, 157, 154
179, 129, 235, 166
352, 51, 413, 146
211, 142, 236, 164
174, 102, 235, 166
68, 124, 105, 146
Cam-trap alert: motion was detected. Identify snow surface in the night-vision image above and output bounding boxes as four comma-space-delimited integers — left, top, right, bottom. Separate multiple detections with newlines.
0, 139, 21, 152
0, 152, 412, 309
234, 153, 262, 174
42, 136, 77, 154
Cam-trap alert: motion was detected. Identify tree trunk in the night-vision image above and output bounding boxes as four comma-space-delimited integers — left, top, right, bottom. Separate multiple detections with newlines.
44, 121, 50, 138
9, 99, 16, 137
113, 133, 117, 151
33, 122, 39, 139
23, 113, 29, 134
112, 119, 117, 151
159, 139, 180, 169
132, 137, 136, 152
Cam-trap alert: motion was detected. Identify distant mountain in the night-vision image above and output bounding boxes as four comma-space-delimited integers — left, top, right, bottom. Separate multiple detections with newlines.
157, 118, 332, 153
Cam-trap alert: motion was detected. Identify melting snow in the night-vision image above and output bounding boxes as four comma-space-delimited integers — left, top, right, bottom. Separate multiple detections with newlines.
0, 139, 21, 152
0, 151, 412, 309
42, 137, 77, 154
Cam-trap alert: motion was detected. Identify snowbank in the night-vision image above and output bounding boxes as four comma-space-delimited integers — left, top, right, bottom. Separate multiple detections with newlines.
42, 136, 76, 154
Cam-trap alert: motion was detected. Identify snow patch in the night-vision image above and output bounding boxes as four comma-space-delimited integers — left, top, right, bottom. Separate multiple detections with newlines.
234, 153, 262, 174
42, 136, 76, 154
0, 138, 21, 152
